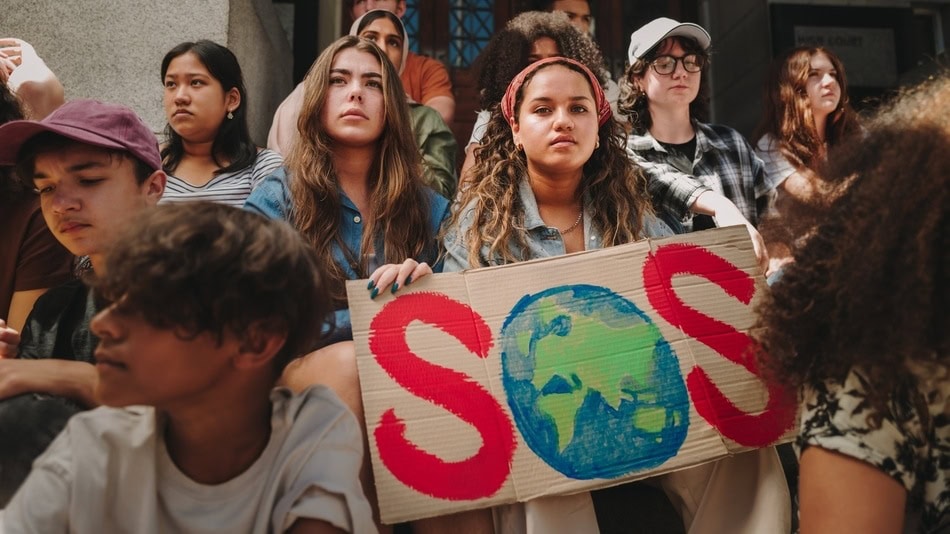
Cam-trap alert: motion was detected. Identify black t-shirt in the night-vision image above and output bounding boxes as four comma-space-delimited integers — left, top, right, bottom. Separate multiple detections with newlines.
657, 137, 716, 231
18, 279, 98, 363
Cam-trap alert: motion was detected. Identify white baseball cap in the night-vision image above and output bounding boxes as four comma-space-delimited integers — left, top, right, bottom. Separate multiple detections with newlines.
627, 17, 711, 63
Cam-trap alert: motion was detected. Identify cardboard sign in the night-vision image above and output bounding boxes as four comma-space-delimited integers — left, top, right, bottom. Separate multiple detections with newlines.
347, 226, 797, 524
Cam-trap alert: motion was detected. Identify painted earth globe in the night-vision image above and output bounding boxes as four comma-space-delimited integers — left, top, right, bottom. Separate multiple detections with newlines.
500, 284, 690, 479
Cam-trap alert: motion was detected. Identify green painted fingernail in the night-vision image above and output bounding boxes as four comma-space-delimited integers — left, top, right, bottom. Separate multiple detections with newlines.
367, 279, 376, 290
405, 275, 412, 286
370, 287, 379, 299
391, 282, 399, 294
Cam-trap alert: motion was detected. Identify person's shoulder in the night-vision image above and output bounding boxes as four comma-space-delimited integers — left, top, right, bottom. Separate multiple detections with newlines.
27, 279, 86, 321
422, 186, 450, 222
626, 131, 657, 152
254, 148, 283, 166
755, 132, 778, 152
56, 405, 156, 457
273, 386, 360, 444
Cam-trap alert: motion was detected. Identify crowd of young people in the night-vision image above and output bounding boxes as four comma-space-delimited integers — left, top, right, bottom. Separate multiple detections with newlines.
0, 1, 945, 532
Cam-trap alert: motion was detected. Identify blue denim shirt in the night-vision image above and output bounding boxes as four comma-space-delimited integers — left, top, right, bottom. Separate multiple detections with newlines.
244, 168, 450, 341
443, 178, 673, 271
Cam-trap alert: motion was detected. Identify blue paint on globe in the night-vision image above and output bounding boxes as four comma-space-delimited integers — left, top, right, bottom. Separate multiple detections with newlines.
500, 284, 689, 479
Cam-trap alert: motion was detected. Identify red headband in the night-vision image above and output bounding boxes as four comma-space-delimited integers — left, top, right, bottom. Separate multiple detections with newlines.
501, 56, 612, 127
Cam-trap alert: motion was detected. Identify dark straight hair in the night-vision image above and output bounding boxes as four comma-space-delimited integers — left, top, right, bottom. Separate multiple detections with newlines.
160, 40, 256, 175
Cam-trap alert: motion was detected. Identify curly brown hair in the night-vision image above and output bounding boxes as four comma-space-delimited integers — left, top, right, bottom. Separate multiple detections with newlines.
752, 46, 860, 172
474, 11, 607, 111
754, 72, 950, 412
448, 59, 653, 267
618, 36, 710, 132
91, 202, 331, 374
287, 36, 436, 309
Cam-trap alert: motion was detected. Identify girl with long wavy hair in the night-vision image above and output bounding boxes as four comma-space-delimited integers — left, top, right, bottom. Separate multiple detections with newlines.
753, 46, 859, 204
755, 72, 949, 534
160, 40, 282, 206
442, 56, 668, 534
244, 36, 448, 531
269, 10, 458, 198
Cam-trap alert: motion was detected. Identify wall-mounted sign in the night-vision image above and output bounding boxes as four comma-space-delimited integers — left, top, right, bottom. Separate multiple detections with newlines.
794, 26, 898, 86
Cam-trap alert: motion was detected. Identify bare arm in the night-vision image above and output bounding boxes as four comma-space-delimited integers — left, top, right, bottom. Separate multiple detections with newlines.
780, 169, 818, 203
459, 142, 478, 189
799, 446, 906, 534
691, 190, 769, 274
424, 95, 455, 125
0, 358, 98, 406
0, 38, 65, 119
6, 288, 47, 333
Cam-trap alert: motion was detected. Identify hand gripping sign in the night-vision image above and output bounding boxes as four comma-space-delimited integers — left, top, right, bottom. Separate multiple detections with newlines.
346, 226, 797, 524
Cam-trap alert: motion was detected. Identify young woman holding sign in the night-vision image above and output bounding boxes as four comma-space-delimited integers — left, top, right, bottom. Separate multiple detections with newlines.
244, 35, 448, 532
443, 55, 791, 534
443, 56, 672, 533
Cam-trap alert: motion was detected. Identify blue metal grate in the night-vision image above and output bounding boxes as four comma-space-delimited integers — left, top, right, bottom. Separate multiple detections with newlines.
404, 1, 420, 53
449, 0, 494, 68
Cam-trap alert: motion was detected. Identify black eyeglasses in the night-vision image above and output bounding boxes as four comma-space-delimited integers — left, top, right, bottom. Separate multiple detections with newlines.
651, 54, 705, 75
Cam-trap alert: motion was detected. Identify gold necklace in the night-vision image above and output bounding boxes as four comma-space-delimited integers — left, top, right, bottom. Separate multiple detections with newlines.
558, 211, 584, 235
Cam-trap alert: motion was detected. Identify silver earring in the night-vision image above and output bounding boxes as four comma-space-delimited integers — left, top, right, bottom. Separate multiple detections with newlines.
595, 139, 600, 149
227, 111, 234, 120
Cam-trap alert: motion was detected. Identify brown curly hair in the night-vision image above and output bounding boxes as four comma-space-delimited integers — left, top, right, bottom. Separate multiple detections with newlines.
91, 202, 331, 374
752, 46, 860, 172
754, 72, 950, 411
618, 36, 710, 132
447, 59, 653, 267
474, 11, 607, 111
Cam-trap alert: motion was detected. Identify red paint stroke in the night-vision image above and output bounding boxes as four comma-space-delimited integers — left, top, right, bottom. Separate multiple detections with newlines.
369, 292, 516, 500
643, 243, 796, 446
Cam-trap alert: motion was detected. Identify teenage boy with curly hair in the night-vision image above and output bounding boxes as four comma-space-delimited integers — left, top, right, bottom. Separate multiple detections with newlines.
3, 202, 375, 533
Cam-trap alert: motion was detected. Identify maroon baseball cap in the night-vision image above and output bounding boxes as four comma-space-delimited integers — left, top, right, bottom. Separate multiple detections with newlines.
0, 99, 161, 171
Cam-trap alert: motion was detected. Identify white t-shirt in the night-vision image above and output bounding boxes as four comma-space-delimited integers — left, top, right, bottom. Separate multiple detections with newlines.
753, 134, 796, 188
2, 387, 376, 534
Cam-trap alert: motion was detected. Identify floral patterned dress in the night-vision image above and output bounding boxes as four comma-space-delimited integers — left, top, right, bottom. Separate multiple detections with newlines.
799, 366, 949, 533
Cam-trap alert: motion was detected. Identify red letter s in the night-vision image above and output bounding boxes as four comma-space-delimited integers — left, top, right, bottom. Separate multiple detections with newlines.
643, 244, 796, 446
369, 292, 516, 500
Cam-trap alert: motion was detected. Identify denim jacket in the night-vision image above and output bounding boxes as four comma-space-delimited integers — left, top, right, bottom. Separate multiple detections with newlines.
244, 167, 450, 341
443, 178, 672, 271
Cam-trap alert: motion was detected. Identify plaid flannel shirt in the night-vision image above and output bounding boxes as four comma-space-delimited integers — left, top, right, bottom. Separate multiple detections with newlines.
627, 121, 779, 230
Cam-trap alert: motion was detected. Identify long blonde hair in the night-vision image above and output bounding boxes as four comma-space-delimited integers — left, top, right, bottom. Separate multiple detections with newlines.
449, 59, 654, 267
287, 36, 434, 307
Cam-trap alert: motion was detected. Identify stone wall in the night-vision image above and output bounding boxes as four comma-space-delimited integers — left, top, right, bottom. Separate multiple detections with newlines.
4, 0, 291, 146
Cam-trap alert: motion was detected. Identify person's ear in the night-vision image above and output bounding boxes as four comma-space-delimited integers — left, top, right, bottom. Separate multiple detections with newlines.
233, 324, 287, 371
395, 1, 407, 18
225, 87, 241, 115
511, 120, 522, 150
142, 170, 166, 206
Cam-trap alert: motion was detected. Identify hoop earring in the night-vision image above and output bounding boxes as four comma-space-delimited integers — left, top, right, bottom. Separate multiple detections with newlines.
517, 143, 524, 152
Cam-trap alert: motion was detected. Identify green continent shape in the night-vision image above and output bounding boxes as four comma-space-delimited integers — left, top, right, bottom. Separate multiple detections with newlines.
531, 308, 664, 453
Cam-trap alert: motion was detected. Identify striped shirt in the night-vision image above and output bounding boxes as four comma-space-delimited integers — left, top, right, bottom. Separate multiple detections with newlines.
160, 149, 283, 208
